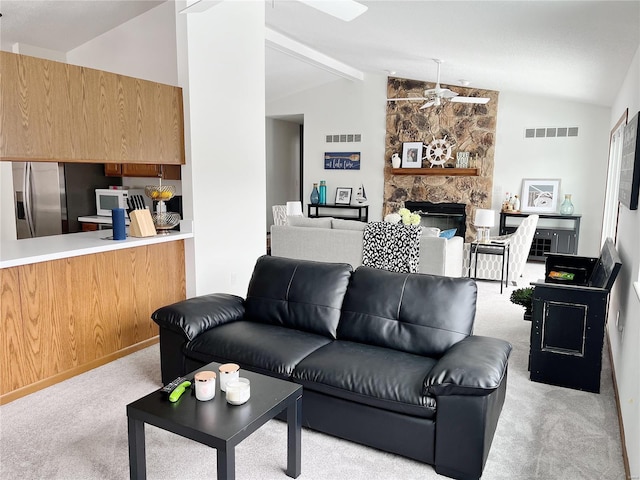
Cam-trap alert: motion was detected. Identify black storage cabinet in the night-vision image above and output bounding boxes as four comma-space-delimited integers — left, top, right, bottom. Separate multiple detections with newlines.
529, 239, 621, 393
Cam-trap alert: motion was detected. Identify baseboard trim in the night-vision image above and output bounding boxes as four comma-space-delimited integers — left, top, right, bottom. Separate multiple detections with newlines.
0, 337, 159, 405
606, 332, 631, 480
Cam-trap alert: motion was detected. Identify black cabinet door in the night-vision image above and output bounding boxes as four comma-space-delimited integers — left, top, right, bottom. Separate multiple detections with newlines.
555, 230, 577, 254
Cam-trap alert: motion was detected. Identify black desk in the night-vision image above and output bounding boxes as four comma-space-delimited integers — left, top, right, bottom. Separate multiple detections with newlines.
308, 203, 368, 222
127, 362, 302, 480
468, 241, 510, 293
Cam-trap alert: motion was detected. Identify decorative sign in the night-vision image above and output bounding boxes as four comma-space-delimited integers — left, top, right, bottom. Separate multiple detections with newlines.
619, 111, 640, 210
456, 152, 470, 168
324, 152, 360, 170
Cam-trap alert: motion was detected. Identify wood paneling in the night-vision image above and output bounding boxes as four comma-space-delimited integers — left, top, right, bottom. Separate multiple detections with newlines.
1, 268, 28, 393
0, 241, 186, 403
0, 51, 184, 165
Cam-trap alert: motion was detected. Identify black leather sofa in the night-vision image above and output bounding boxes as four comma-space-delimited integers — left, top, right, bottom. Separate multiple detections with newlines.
152, 256, 511, 480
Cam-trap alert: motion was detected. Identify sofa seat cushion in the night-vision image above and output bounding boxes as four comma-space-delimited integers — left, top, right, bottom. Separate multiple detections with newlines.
292, 340, 437, 419
184, 321, 332, 380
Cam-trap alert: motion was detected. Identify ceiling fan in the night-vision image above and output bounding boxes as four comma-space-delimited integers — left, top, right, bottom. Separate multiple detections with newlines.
388, 59, 490, 109
181, 0, 368, 22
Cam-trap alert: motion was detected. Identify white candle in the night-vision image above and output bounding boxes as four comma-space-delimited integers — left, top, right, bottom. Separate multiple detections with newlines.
219, 363, 240, 392
194, 371, 216, 401
225, 378, 250, 405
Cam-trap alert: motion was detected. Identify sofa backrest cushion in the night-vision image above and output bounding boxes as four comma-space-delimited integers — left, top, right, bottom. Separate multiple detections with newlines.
337, 266, 477, 357
332, 218, 367, 231
245, 255, 353, 339
287, 216, 333, 228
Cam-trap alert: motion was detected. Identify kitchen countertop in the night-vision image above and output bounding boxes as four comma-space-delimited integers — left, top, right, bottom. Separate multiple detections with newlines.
78, 215, 130, 225
1, 222, 193, 269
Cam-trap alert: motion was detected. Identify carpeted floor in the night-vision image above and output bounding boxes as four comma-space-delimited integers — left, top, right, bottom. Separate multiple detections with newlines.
0, 262, 626, 479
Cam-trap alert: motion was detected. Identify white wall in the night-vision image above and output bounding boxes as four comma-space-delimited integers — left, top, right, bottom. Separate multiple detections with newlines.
267, 74, 388, 221
607, 43, 640, 479
266, 118, 300, 228
493, 92, 611, 256
180, 1, 266, 297
66, 1, 178, 86
8, 44, 66, 62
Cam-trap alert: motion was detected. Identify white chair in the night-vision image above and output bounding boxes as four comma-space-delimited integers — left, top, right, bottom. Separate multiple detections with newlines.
272, 205, 288, 226
464, 214, 539, 286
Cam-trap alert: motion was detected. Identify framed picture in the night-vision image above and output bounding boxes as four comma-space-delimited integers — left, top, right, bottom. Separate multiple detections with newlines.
335, 187, 352, 205
402, 142, 423, 168
521, 179, 561, 213
619, 111, 640, 210
324, 152, 360, 170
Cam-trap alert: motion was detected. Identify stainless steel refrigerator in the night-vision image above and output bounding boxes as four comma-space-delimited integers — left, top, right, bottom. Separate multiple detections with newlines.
12, 162, 118, 239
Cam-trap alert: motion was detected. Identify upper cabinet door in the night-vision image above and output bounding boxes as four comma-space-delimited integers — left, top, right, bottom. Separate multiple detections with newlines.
0, 51, 185, 165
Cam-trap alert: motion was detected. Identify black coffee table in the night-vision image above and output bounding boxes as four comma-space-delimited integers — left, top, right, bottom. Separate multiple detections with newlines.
127, 363, 302, 480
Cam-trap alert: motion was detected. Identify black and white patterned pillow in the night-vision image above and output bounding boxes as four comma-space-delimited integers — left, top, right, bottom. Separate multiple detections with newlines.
362, 222, 422, 273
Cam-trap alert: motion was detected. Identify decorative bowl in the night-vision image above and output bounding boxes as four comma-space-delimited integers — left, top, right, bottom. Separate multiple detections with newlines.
151, 212, 181, 234
144, 185, 175, 202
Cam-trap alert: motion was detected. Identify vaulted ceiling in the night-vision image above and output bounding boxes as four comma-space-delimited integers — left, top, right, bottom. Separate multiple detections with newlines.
1, 1, 639, 107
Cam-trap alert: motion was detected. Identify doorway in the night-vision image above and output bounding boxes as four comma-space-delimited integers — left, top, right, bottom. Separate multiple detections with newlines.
265, 115, 304, 231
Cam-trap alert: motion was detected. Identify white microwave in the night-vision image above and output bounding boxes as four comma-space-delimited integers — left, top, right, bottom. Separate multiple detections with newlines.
95, 189, 145, 216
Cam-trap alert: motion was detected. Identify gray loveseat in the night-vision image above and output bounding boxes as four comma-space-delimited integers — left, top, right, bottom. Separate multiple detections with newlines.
271, 217, 464, 277
152, 255, 511, 479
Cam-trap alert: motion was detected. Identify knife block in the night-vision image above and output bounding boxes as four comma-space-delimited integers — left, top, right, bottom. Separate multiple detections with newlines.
129, 209, 156, 237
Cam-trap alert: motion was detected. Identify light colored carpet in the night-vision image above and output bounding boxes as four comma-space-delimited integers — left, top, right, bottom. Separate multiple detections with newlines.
0, 263, 626, 479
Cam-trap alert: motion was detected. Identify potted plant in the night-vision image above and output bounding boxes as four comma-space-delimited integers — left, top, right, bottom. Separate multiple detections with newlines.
510, 287, 533, 321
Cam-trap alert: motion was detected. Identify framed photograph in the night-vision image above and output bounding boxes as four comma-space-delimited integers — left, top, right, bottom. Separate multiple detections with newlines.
402, 142, 423, 168
335, 187, 352, 205
521, 179, 561, 213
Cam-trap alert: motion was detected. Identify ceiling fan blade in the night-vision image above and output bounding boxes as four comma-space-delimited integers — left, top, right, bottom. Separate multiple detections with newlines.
298, 0, 368, 21
451, 96, 490, 104
387, 97, 428, 102
439, 88, 458, 99
420, 100, 436, 109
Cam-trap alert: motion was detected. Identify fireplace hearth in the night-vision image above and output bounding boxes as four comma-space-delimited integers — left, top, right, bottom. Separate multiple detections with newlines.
404, 202, 467, 239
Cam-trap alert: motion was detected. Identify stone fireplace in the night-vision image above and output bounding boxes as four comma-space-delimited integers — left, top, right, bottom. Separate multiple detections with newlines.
384, 77, 499, 242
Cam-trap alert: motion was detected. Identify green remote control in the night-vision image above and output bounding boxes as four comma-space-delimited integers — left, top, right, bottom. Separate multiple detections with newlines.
168, 380, 191, 402
161, 376, 192, 403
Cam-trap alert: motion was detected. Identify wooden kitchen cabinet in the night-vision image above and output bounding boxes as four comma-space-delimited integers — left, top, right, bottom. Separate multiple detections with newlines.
104, 163, 181, 179
1, 241, 186, 404
104, 163, 123, 176
0, 51, 185, 165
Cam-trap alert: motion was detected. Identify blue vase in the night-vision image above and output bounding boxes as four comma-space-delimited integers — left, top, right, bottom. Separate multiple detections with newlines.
319, 181, 327, 205
310, 184, 320, 204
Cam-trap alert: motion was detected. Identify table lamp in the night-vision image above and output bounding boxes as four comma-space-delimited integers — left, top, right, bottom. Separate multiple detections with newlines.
286, 201, 303, 217
474, 209, 495, 243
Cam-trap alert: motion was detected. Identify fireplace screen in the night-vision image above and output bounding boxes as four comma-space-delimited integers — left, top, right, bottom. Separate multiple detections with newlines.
404, 202, 467, 239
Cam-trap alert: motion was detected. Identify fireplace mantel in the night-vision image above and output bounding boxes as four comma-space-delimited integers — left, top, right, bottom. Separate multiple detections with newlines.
391, 168, 479, 176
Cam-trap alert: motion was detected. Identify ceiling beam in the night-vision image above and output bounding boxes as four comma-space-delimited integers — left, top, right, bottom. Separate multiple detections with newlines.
265, 28, 364, 82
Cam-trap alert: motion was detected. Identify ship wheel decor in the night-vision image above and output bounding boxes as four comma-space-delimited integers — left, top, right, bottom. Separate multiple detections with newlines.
423, 135, 453, 167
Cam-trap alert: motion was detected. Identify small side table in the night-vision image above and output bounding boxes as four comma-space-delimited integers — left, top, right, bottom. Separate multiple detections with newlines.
468, 241, 511, 293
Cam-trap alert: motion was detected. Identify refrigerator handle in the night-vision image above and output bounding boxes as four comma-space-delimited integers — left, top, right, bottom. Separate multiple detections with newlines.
23, 162, 35, 237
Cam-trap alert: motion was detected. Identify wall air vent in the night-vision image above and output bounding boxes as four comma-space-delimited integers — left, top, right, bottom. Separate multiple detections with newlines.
326, 134, 362, 143
524, 126, 579, 139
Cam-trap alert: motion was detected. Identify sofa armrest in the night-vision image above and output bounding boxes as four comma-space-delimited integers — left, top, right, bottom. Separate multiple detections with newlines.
423, 336, 512, 396
151, 293, 245, 341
